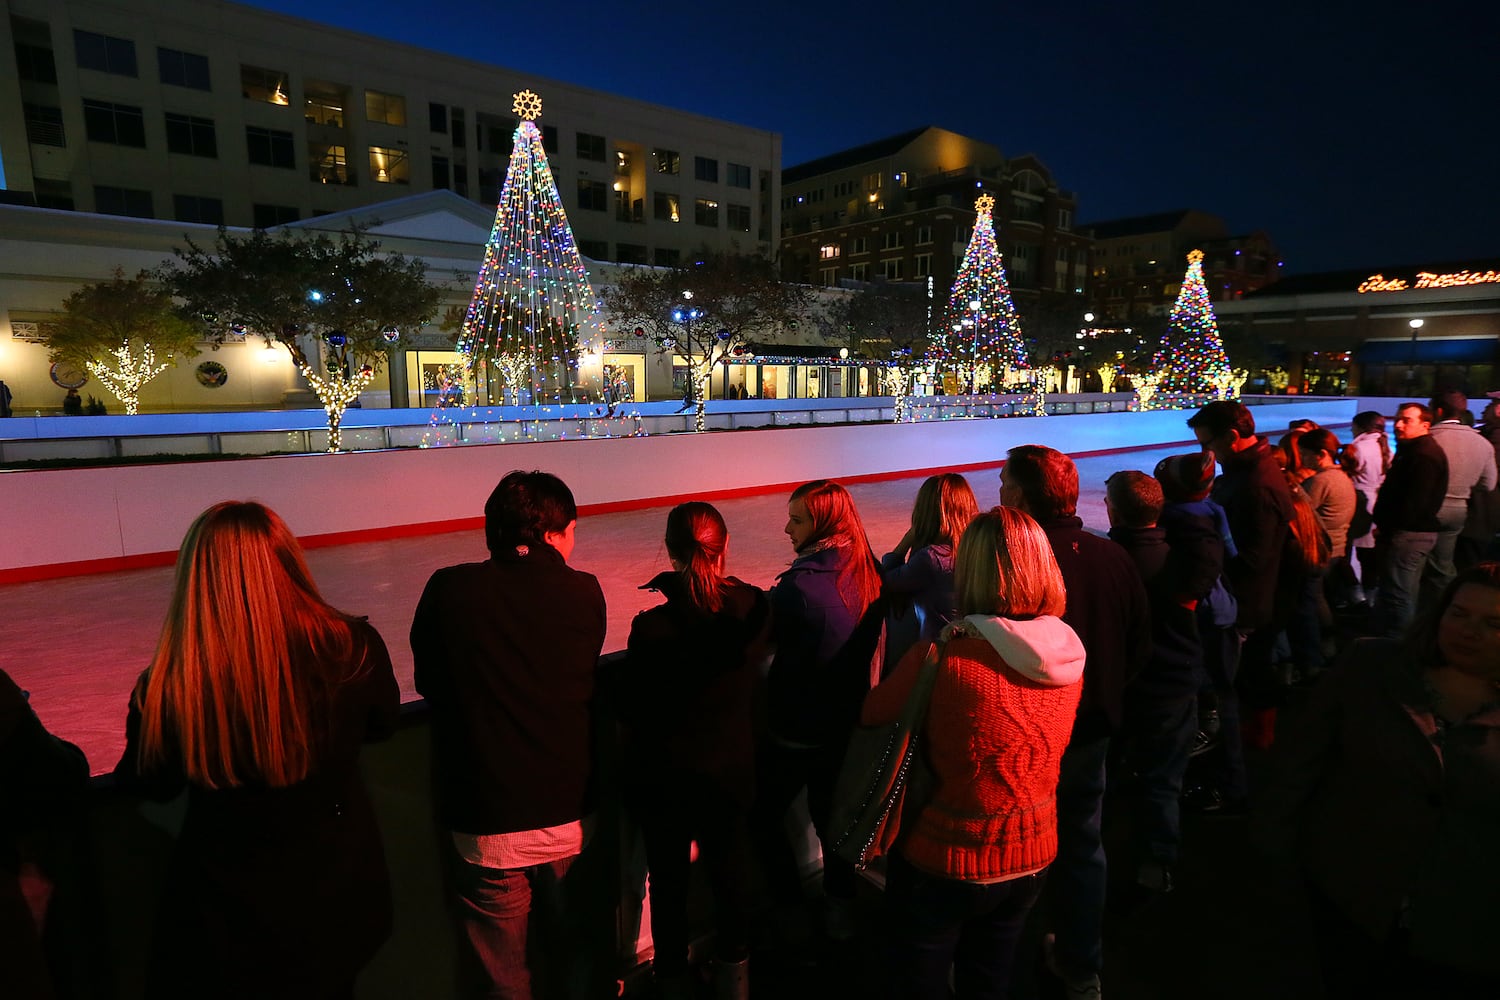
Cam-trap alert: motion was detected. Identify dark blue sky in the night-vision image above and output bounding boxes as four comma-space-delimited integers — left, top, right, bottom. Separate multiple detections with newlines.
247, 0, 1495, 275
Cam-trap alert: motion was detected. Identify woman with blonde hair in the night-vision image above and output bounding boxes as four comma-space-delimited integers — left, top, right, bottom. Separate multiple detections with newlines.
115, 501, 400, 999
881, 473, 980, 659
864, 506, 1085, 998
753, 479, 884, 941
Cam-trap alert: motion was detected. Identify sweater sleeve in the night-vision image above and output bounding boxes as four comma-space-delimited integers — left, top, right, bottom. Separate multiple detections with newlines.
410, 570, 447, 706
880, 545, 938, 597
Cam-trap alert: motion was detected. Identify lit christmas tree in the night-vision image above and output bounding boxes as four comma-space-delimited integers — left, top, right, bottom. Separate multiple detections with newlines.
458, 90, 600, 404
1152, 249, 1232, 395
931, 194, 1028, 393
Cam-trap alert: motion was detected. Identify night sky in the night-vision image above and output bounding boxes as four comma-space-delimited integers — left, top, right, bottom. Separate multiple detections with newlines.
246, 0, 1495, 275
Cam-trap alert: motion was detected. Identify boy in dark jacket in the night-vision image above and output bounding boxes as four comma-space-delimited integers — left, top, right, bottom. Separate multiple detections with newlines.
1105, 471, 1220, 892
412, 470, 608, 1000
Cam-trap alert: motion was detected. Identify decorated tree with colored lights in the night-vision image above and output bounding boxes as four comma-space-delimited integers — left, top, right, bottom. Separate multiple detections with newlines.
458, 90, 598, 408
931, 195, 1028, 393
46, 269, 201, 415
1151, 249, 1232, 396
163, 227, 441, 451
605, 248, 808, 432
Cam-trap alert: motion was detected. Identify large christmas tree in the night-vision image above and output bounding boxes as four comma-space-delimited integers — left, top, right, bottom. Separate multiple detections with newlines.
458, 90, 599, 405
932, 194, 1028, 392
1152, 249, 1231, 394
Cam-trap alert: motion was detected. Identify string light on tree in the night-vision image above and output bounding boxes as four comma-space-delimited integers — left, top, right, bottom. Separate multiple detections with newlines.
300, 360, 375, 453
458, 90, 601, 412
930, 195, 1028, 394
85, 341, 170, 416
1151, 249, 1232, 396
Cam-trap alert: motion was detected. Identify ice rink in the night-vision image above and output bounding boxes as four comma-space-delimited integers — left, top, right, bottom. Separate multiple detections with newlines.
5, 443, 1190, 772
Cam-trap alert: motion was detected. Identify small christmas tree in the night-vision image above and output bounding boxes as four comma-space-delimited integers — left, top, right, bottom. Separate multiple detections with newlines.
458, 90, 600, 405
931, 195, 1027, 393
1152, 249, 1231, 395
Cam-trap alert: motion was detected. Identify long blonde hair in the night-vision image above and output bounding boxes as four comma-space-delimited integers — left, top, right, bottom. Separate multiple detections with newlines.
953, 507, 1067, 618
909, 473, 980, 550
136, 501, 362, 789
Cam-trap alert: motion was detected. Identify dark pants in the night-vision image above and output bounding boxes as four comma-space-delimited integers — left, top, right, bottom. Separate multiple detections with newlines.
1048, 735, 1109, 980
1198, 616, 1248, 800
884, 854, 1046, 1000
1376, 530, 1438, 638
630, 778, 755, 974
1123, 693, 1197, 867
1285, 568, 1330, 674
750, 740, 857, 904
450, 848, 577, 1000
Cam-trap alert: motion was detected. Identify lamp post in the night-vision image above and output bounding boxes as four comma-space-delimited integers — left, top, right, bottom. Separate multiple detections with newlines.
968, 297, 983, 394
1406, 318, 1425, 393
670, 302, 703, 407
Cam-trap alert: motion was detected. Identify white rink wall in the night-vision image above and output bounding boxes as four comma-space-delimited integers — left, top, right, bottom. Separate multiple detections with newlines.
1, 399, 1357, 579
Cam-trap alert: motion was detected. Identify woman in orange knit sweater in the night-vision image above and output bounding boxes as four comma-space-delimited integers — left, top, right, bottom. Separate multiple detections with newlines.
862, 506, 1085, 999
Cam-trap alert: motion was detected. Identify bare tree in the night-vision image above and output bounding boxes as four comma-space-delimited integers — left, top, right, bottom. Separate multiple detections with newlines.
605, 250, 809, 431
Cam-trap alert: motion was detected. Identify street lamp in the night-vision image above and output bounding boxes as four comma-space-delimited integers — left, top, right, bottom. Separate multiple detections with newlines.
967, 297, 982, 394
1407, 317, 1425, 391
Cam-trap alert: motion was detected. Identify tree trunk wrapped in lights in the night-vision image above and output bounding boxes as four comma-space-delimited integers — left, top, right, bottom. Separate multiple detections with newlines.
85, 341, 171, 416
1133, 372, 1165, 410
301, 360, 376, 453
458, 92, 594, 411
885, 364, 914, 423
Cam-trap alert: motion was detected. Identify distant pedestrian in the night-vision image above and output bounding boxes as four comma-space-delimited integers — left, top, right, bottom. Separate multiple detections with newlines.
62, 388, 82, 415
1422, 391, 1497, 609
0, 379, 12, 417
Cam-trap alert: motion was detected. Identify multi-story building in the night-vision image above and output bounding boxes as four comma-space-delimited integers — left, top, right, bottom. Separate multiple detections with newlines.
778, 126, 1089, 347
1217, 256, 1500, 397
1086, 209, 1282, 321
0, 0, 780, 265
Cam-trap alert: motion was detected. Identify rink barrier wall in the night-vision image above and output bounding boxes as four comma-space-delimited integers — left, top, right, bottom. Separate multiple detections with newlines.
1, 398, 1358, 583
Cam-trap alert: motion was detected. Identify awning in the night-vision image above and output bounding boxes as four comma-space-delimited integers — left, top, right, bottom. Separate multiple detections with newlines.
1355, 337, 1498, 365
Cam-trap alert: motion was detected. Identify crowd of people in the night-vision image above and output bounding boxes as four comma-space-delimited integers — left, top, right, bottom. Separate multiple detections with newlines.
5, 395, 1500, 1000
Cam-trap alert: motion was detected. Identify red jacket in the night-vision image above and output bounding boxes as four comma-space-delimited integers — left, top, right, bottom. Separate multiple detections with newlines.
862, 615, 1084, 881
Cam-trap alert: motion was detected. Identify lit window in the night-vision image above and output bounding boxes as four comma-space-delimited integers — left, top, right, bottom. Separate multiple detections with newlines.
241, 64, 289, 105
368, 145, 409, 184
365, 90, 407, 126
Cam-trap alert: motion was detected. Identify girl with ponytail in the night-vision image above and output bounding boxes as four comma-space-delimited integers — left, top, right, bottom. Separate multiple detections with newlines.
611, 501, 769, 997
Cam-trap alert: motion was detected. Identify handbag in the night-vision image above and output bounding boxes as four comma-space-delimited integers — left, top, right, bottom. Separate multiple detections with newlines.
827, 636, 947, 870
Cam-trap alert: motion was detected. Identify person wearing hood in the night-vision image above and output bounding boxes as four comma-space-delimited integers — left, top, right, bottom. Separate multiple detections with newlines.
752, 479, 884, 942
863, 506, 1085, 999
608, 502, 768, 1000
1000, 444, 1149, 999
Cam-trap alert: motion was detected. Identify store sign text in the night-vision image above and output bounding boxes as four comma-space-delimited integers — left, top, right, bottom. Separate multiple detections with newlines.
1357, 270, 1500, 293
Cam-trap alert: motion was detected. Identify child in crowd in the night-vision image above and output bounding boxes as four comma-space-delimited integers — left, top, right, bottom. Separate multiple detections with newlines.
879, 472, 979, 668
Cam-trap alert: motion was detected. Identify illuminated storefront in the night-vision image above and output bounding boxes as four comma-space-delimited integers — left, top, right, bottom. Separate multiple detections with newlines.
1217, 258, 1500, 397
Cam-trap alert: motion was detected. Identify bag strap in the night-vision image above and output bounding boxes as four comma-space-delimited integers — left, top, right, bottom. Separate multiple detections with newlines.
897, 631, 953, 731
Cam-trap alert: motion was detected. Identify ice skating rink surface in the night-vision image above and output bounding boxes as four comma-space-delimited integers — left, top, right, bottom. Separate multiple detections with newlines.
4, 445, 1187, 773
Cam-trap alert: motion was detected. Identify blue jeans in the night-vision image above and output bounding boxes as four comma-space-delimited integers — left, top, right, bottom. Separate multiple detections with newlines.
1421, 504, 1468, 613
451, 849, 576, 1000
884, 854, 1047, 1000
1124, 694, 1197, 866
1048, 735, 1109, 980
1376, 531, 1438, 638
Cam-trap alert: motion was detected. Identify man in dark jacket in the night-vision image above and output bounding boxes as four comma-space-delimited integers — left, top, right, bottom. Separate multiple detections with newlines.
1188, 400, 1298, 753
1105, 470, 1219, 895
1372, 402, 1449, 637
1001, 445, 1150, 999
412, 470, 608, 999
